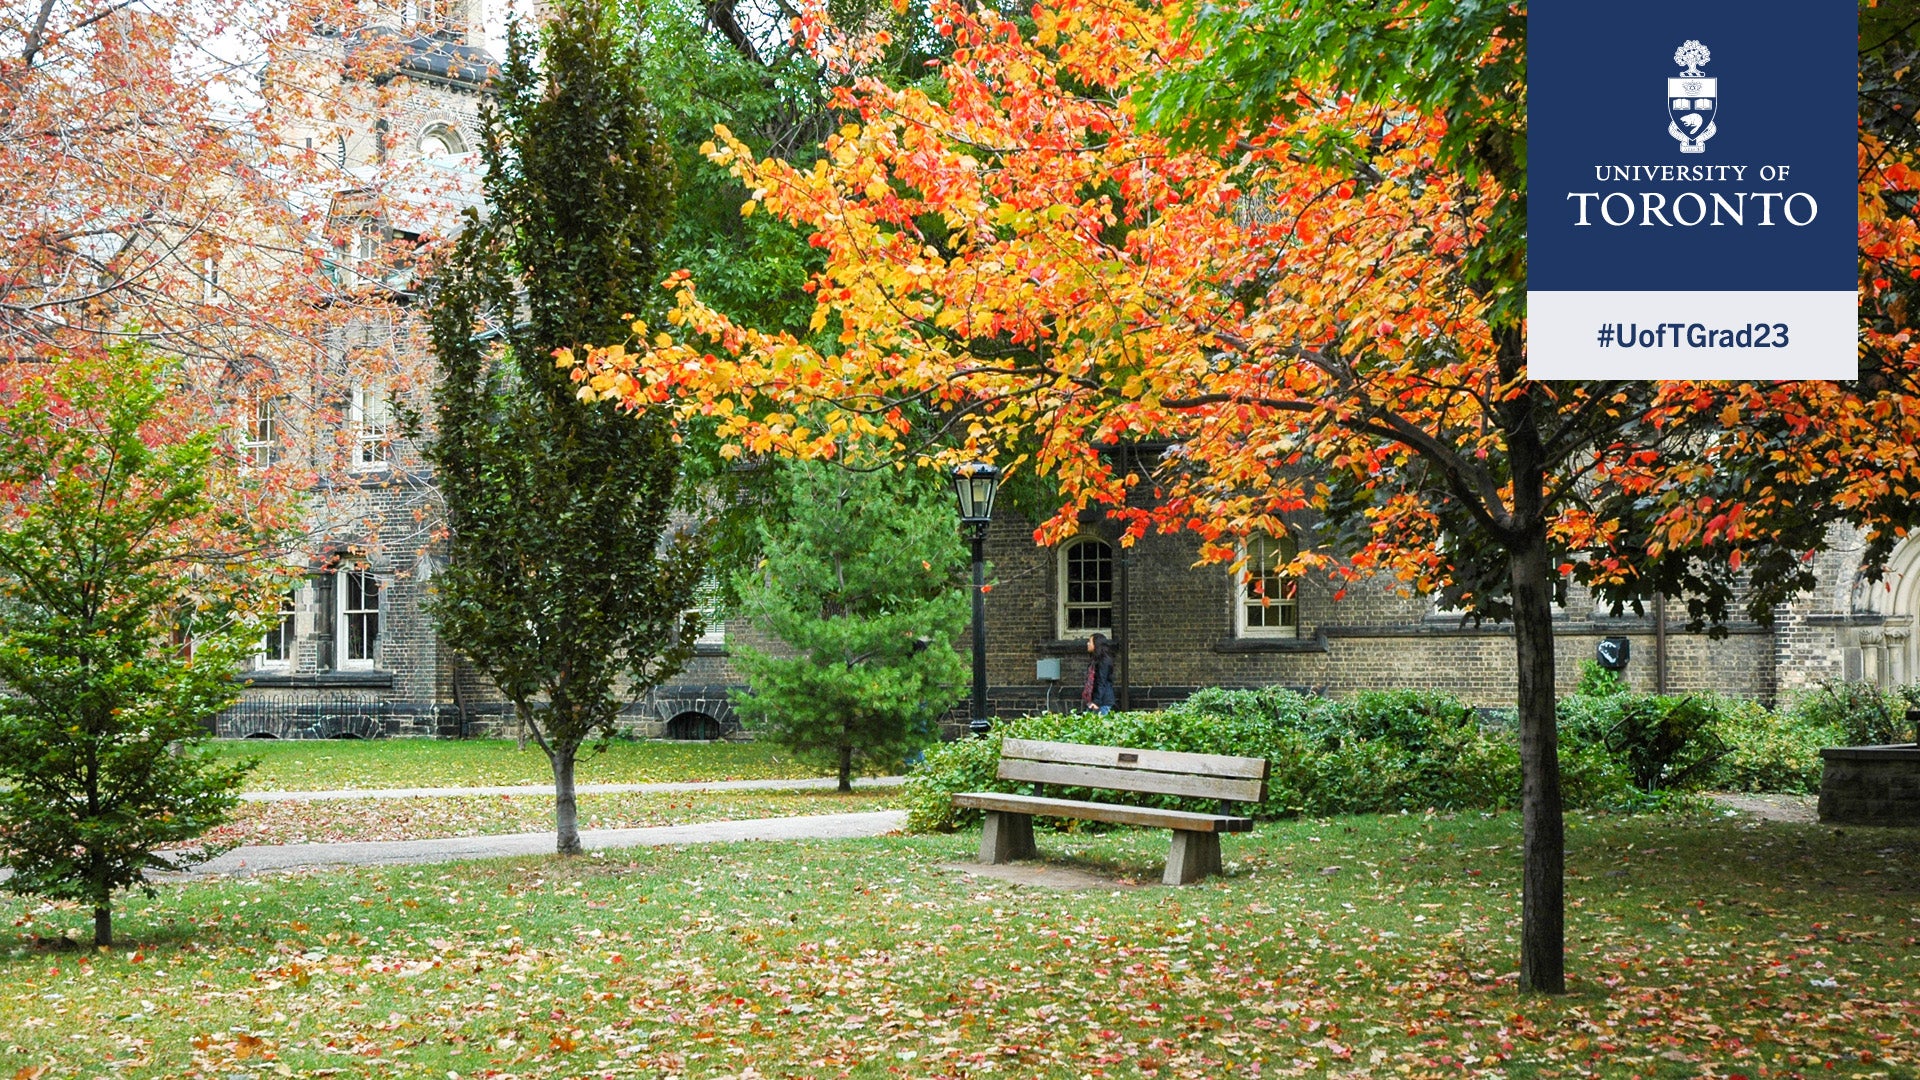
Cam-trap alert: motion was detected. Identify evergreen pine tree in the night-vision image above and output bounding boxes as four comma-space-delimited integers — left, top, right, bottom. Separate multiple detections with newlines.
732, 462, 969, 791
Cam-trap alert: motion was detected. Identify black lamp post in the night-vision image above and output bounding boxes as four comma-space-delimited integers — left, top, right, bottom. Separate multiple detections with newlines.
951, 462, 1001, 735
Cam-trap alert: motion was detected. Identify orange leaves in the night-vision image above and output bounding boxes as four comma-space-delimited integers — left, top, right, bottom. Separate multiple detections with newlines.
573, 0, 1913, 608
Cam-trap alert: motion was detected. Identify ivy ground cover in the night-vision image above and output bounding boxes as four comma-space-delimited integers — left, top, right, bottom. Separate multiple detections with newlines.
2, 811, 1914, 1078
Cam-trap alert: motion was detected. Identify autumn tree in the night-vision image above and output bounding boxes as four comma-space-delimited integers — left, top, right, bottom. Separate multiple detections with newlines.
732, 461, 969, 790
4, 0, 493, 576
425, 0, 706, 855
2, 0, 423, 362
576, 0, 1920, 993
0, 346, 294, 947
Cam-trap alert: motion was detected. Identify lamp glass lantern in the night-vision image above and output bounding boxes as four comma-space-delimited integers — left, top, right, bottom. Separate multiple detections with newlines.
951, 462, 1001, 527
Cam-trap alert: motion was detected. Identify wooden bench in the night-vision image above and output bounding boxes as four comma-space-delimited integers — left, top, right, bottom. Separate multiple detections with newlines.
952, 738, 1269, 885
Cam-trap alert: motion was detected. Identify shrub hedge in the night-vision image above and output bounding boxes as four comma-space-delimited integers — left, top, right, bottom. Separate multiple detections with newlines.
903, 679, 1902, 832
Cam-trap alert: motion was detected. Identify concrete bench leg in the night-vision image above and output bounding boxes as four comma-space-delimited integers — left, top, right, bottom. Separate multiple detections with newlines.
979, 810, 1037, 864
1164, 830, 1222, 885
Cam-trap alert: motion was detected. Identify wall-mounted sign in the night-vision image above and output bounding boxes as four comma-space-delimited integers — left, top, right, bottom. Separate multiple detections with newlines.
1527, 3, 1858, 380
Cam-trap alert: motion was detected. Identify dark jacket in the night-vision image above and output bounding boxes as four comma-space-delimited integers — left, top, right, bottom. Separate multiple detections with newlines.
1087, 653, 1116, 709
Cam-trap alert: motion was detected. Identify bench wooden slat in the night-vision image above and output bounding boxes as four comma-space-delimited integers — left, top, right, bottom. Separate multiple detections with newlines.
952, 792, 1255, 833
997, 757, 1267, 804
1001, 738, 1269, 781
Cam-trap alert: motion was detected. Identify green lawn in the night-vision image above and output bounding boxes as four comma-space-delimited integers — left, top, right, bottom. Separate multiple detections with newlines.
3, 809, 1915, 1078
205, 788, 903, 846
216, 738, 845, 791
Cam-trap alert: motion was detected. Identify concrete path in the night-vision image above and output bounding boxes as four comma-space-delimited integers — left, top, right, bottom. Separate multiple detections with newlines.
241, 775, 907, 802
1707, 792, 1818, 824
159, 810, 908, 879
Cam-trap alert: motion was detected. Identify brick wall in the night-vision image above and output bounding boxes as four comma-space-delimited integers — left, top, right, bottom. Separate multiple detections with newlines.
954, 511, 1780, 714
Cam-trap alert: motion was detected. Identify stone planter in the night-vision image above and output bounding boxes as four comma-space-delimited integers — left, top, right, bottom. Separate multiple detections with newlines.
1818, 745, 1920, 826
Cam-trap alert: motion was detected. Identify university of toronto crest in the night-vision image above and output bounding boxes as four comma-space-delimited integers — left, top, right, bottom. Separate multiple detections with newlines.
1667, 39, 1717, 153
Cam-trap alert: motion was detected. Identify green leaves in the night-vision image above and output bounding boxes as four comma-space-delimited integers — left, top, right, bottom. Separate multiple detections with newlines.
730, 461, 970, 787
0, 346, 283, 944
426, 0, 706, 788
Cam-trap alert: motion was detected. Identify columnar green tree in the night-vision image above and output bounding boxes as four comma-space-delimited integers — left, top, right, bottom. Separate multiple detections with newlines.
424, 0, 705, 854
732, 463, 969, 791
0, 347, 289, 947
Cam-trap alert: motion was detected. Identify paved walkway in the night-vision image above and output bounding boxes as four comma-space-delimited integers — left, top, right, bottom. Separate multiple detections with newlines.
1706, 792, 1818, 823
159, 810, 909, 879
241, 775, 907, 802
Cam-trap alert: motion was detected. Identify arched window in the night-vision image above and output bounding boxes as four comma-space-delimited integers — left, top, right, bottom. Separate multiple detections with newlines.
1236, 532, 1298, 637
417, 123, 465, 159
1059, 537, 1114, 636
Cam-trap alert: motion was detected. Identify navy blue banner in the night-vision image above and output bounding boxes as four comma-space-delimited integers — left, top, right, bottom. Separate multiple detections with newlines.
1527, 2, 1858, 379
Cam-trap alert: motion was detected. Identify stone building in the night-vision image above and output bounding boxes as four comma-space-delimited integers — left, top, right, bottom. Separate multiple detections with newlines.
215, 2, 493, 740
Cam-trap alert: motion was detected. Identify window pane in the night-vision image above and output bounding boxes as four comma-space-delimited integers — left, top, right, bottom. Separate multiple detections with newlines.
352, 387, 391, 467
1240, 533, 1298, 635
263, 591, 296, 661
342, 572, 379, 662
1062, 539, 1114, 633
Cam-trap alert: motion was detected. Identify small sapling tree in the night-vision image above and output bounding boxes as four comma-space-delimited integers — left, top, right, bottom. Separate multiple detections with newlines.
0, 346, 291, 947
731, 462, 969, 790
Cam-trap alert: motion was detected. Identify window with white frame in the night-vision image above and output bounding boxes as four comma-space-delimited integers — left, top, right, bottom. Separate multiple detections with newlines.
1059, 537, 1114, 636
1237, 532, 1299, 637
692, 573, 726, 648
201, 256, 220, 303
255, 588, 297, 669
240, 394, 279, 468
337, 569, 380, 669
411, 0, 456, 31
349, 385, 392, 470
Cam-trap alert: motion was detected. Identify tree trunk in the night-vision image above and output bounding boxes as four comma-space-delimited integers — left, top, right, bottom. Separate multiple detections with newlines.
553, 743, 582, 855
838, 742, 853, 793
94, 904, 111, 948
1511, 526, 1566, 994
514, 703, 531, 752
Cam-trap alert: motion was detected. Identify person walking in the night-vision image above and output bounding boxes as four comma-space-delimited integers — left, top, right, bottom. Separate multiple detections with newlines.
1082, 632, 1116, 715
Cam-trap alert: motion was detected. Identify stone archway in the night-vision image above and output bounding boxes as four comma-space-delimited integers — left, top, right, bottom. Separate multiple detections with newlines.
1849, 536, 1920, 687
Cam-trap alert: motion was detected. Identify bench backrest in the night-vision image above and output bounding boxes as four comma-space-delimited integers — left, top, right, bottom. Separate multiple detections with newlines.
997, 738, 1269, 804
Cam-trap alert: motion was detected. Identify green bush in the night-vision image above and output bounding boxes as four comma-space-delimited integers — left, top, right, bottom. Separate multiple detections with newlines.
1558, 689, 1746, 792
1784, 682, 1915, 747
1709, 700, 1832, 794
1575, 659, 1630, 698
903, 678, 1867, 835
903, 688, 1637, 832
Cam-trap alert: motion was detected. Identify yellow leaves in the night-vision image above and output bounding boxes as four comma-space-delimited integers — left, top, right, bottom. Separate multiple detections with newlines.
740, 200, 758, 218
